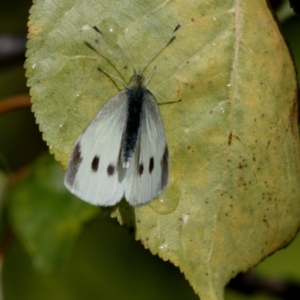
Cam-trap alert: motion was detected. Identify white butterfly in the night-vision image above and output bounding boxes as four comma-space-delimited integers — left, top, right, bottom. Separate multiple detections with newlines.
64, 70, 169, 206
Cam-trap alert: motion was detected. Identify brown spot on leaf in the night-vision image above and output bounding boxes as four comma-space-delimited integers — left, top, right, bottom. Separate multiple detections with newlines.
289, 99, 298, 136
187, 145, 194, 153
228, 132, 232, 145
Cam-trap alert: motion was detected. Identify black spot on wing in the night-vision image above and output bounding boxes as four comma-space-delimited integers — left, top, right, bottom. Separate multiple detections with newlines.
107, 164, 115, 176
65, 142, 83, 186
91, 155, 100, 172
161, 145, 169, 189
138, 163, 144, 176
149, 157, 154, 173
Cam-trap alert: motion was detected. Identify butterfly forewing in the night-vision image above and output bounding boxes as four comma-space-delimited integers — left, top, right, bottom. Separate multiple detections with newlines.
64, 90, 128, 206
125, 90, 169, 206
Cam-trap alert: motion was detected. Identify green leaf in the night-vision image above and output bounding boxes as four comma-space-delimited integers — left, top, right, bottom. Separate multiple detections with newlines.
0, 170, 7, 205
0, 170, 9, 242
3, 215, 199, 300
25, 0, 300, 299
8, 154, 99, 273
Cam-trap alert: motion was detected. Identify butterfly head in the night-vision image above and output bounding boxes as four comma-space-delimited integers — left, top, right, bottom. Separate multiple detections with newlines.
129, 70, 146, 88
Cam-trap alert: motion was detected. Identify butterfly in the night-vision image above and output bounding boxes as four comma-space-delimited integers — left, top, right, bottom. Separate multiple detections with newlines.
64, 70, 169, 206
64, 24, 181, 206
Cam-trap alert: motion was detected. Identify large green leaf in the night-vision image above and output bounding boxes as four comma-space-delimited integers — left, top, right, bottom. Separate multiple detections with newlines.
9, 154, 99, 273
0, 171, 9, 243
25, 0, 300, 299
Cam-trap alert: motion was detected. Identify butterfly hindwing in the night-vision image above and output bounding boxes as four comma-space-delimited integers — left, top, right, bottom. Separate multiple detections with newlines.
65, 90, 128, 206
125, 90, 169, 206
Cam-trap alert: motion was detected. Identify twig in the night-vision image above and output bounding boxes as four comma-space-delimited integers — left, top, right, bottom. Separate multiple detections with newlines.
0, 95, 31, 115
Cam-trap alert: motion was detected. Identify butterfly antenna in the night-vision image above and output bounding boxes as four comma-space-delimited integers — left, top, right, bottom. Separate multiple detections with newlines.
145, 66, 157, 86
91, 25, 135, 76
141, 24, 181, 74
97, 67, 127, 87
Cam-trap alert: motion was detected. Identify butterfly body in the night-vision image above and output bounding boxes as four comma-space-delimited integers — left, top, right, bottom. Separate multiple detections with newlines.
64, 71, 169, 206
121, 73, 145, 168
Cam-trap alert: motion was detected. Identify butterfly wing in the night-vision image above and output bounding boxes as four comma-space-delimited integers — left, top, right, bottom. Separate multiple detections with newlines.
64, 90, 128, 206
125, 90, 169, 206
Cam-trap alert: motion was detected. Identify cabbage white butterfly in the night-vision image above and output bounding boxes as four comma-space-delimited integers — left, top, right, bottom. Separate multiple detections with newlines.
64, 25, 180, 206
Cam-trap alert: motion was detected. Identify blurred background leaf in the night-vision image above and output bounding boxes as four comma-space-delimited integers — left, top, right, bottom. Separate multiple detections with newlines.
8, 154, 99, 274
